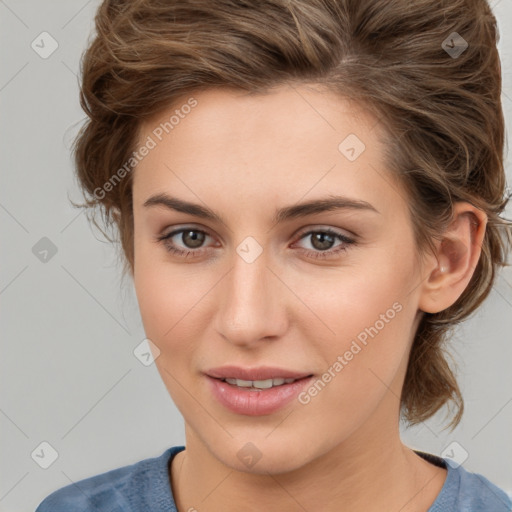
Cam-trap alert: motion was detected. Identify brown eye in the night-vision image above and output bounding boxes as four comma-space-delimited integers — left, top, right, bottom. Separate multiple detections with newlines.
309, 232, 336, 251
180, 230, 206, 248
157, 228, 214, 258
294, 228, 355, 260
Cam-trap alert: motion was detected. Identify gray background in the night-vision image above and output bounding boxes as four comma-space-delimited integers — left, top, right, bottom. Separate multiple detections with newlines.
1, 0, 511, 510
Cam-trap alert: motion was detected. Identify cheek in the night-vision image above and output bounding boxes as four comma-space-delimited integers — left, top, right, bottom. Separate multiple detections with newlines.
293, 245, 417, 392
133, 250, 204, 411
134, 239, 203, 341
133, 243, 222, 394
293, 277, 415, 439
299, 251, 414, 343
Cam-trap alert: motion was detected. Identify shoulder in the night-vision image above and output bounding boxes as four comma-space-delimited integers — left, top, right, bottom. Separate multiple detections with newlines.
453, 463, 512, 512
34, 445, 185, 512
416, 450, 512, 512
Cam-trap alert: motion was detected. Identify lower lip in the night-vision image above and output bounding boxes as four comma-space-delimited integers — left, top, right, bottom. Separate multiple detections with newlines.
206, 375, 314, 416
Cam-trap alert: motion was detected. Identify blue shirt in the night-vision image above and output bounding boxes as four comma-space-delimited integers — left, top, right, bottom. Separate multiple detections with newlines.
35, 446, 512, 511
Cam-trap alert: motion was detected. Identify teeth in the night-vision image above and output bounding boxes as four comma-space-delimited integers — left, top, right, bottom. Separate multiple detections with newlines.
224, 377, 297, 389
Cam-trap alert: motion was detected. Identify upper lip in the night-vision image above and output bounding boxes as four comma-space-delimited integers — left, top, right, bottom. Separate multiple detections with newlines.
206, 366, 313, 381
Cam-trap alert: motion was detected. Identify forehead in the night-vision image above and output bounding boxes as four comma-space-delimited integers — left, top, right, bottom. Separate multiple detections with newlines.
136, 84, 378, 151
132, 84, 404, 219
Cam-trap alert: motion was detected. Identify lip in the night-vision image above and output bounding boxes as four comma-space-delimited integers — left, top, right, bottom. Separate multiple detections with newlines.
205, 366, 314, 416
205, 365, 312, 381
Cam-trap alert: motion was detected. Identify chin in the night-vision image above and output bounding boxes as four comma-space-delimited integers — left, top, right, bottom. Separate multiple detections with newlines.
204, 433, 325, 476
228, 450, 309, 476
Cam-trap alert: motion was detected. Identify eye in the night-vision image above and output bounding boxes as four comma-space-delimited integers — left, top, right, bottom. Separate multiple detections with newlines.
292, 228, 355, 260
155, 226, 355, 260
155, 227, 215, 258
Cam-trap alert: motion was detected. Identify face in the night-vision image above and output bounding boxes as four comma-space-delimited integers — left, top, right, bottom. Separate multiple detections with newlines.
132, 84, 427, 474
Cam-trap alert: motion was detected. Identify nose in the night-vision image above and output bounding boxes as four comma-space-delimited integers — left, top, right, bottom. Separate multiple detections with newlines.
213, 244, 288, 348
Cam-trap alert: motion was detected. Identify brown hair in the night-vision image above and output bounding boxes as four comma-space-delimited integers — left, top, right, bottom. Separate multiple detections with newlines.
72, 0, 511, 429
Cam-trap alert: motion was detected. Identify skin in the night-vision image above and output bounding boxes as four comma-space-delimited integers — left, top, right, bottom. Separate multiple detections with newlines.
131, 84, 487, 512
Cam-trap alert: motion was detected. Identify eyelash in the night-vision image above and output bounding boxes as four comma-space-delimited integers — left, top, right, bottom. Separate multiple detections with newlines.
155, 226, 355, 260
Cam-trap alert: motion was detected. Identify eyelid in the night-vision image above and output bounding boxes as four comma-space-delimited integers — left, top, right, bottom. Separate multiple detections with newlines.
293, 224, 356, 240
156, 224, 357, 260
159, 224, 354, 244
157, 225, 217, 247
159, 223, 216, 241
290, 226, 355, 257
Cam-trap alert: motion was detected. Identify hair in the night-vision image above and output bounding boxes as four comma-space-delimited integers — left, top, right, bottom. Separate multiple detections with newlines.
71, 0, 511, 430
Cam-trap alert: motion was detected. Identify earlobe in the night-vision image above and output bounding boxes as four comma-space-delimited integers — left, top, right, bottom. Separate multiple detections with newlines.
418, 203, 487, 314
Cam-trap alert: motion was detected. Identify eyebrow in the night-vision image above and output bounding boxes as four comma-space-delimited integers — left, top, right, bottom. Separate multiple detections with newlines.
143, 192, 379, 224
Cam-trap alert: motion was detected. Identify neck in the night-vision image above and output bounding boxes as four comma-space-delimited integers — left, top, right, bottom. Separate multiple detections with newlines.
170, 413, 446, 512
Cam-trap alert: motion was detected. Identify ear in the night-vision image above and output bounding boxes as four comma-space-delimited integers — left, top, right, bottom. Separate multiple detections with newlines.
418, 202, 487, 314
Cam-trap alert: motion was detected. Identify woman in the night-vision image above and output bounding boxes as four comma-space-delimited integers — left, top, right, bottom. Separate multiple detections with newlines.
36, 0, 512, 510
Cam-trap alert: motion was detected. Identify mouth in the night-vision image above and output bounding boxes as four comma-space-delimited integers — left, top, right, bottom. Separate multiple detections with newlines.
215, 376, 312, 390
205, 368, 315, 415
206, 365, 312, 382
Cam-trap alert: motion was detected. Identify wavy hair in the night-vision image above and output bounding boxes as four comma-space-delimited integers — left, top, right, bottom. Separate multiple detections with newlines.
71, 0, 511, 429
